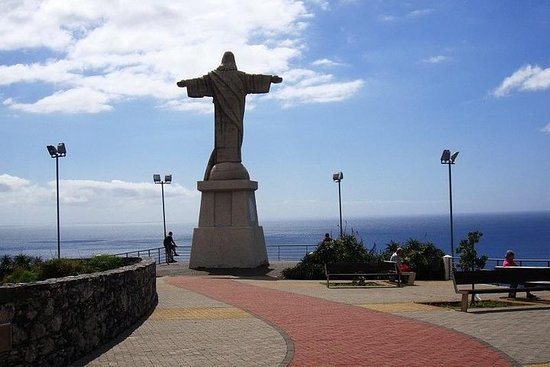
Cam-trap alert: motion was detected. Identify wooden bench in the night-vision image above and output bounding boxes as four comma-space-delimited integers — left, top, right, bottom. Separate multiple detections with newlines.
324, 261, 401, 288
452, 267, 550, 311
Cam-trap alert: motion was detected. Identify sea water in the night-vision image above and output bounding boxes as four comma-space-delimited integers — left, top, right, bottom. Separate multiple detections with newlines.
1, 211, 549, 261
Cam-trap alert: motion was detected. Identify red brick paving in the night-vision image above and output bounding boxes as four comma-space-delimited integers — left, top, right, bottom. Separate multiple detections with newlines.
168, 277, 516, 367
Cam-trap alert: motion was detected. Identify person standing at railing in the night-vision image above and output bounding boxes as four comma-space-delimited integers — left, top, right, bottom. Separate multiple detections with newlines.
163, 231, 179, 263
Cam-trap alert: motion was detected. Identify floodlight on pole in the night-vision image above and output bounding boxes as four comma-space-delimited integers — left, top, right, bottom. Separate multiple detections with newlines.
333, 172, 344, 238
440, 149, 459, 268
46, 142, 67, 259
153, 174, 172, 238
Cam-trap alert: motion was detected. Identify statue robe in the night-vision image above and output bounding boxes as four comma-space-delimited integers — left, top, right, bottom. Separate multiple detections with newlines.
184, 70, 273, 179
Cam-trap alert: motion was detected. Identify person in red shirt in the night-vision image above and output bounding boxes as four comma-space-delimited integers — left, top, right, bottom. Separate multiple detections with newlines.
323, 233, 333, 242
503, 250, 518, 267
503, 250, 536, 299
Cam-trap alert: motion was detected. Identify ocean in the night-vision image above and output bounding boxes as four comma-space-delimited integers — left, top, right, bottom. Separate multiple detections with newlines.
1, 211, 549, 262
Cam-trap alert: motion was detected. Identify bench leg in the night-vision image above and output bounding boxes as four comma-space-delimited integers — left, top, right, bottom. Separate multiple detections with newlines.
461, 293, 469, 312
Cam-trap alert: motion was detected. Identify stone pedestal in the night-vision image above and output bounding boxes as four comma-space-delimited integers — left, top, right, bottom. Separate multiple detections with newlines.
189, 178, 268, 268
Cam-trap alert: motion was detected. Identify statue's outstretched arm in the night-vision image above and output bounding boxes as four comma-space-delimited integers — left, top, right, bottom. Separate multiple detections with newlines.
271, 75, 283, 83
176, 79, 187, 88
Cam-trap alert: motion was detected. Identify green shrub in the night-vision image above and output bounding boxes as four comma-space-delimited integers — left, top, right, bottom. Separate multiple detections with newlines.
382, 239, 445, 280
0, 254, 42, 283
0, 255, 14, 280
13, 254, 38, 269
282, 232, 380, 279
39, 258, 90, 280
0, 254, 132, 284
87, 255, 126, 272
3, 268, 40, 284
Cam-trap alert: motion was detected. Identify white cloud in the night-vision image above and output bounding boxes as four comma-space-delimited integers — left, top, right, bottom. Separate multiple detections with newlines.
0, 174, 196, 206
541, 123, 550, 133
57, 179, 196, 204
0, 174, 198, 224
380, 8, 433, 22
0, 174, 50, 205
492, 64, 550, 97
278, 79, 364, 107
161, 99, 213, 114
422, 55, 448, 64
273, 67, 365, 105
312, 58, 345, 67
380, 15, 397, 22
408, 9, 433, 18
0, 174, 32, 192
0, 0, 362, 114
5, 88, 114, 114
0, 60, 81, 85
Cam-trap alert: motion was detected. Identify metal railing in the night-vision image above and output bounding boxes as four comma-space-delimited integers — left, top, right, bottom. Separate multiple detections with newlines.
114, 247, 550, 267
114, 247, 170, 264
114, 244, 317, 263
486, 257, 550, 268
266, 244, 318, 261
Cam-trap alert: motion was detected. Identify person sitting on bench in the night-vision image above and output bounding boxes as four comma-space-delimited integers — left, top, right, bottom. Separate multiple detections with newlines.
390, 248, 403, 271
503, 250, 537, 299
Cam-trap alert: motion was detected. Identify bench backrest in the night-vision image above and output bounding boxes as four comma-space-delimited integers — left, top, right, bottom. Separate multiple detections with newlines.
453, 268, 550, 285
325, 261, 397, 274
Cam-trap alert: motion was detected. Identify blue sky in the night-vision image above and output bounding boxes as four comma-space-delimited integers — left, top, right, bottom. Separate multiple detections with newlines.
1, 0, 549, 226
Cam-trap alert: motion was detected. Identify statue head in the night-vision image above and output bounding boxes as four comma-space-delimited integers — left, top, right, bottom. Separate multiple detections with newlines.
218, 51, 237, 71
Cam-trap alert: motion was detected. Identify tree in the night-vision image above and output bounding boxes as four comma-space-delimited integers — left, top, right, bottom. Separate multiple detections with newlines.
455, 231, 488, 271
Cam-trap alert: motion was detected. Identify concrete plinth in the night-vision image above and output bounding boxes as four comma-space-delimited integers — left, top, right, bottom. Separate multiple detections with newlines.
189, 179, 268, 268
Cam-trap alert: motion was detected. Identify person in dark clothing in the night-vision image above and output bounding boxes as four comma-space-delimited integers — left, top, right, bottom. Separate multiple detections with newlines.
163, 231, 178, 263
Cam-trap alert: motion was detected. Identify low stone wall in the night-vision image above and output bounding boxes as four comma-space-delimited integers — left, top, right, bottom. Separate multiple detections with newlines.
0, 257, 157, 366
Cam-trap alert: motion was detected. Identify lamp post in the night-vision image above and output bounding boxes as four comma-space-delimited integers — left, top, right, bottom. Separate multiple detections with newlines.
332, 172, 344, 238
46, 143, 66, 259
153, 174, 172, 238
440, 150, 459, 268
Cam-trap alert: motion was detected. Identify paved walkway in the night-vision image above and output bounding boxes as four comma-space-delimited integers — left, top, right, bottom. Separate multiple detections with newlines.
76, 262, 550, 367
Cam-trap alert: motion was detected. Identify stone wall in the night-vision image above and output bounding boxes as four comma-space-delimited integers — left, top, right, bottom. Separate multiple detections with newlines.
0, 257, 157, 366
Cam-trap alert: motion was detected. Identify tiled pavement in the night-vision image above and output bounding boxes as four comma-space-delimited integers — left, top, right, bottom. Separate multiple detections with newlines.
78, 277, 288, 367
75, 262, 550, 367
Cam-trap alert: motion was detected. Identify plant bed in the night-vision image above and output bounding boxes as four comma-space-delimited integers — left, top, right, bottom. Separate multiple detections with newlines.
1, 254, 138, 284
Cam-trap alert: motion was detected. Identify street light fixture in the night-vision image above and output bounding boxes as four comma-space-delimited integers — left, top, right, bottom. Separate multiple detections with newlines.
333, 172, 344, 238
153, 174, 172, 237
441, 149, 459, 268
46, 143, 67, 259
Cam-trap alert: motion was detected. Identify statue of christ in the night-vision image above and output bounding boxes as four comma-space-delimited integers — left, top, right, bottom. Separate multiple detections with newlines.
177, 51, 282, 180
